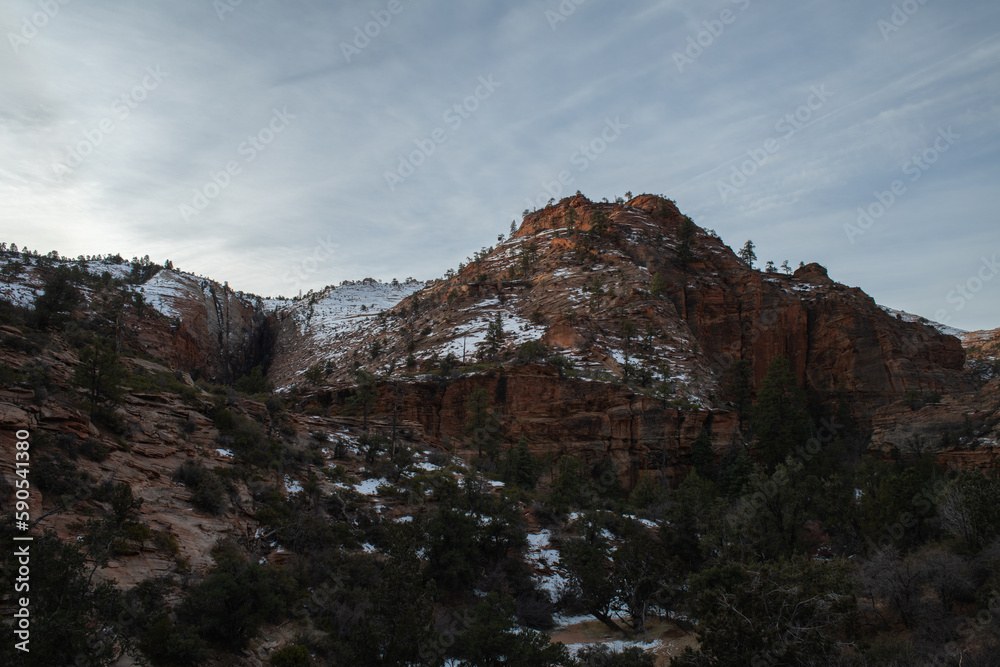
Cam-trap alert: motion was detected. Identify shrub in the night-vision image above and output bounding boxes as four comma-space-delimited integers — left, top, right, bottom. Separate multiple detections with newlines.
270, 645, 313, 666
177, 543, 291, 650
174, 461, 228, 515
236, 366, 273, 395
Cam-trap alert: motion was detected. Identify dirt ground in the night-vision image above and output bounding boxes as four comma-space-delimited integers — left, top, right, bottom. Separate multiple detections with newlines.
549, 618, 699, 665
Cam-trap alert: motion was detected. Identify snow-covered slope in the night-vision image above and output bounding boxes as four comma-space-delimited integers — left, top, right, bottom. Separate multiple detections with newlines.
878, 306, 967, 338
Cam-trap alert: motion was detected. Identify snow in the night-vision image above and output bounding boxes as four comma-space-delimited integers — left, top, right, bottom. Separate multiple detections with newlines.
284, 475, 304, 494
354, 477, 390, 495
215, 448, 233, 458
879, 306, 967, 338
279, 278, 426, 371
0, 280, 40, 307
564, 639, 663, 657
140, 270, 203, 319
525, 530, 569, 602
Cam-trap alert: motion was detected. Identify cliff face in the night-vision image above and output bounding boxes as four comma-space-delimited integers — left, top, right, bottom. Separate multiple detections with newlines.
310, 367, 740, 487
261, 193, 987, 484
0, 194, 987, 481
290, 194, 967, 437
134, 270, 275, 382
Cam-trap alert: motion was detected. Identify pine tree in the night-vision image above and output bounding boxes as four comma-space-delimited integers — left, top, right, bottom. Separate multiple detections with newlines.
74, 341, 125, 418
737, 240, 757, 269
677, 216, 696, 267
650, 272, 667, 297
589, 210, 609, 236
752, 356, 811, 469
691, 426, 716, 480
481, 312, 505, 359
346, 370, 379, 430
621, 319, 636, 380
464, 387, 501, 459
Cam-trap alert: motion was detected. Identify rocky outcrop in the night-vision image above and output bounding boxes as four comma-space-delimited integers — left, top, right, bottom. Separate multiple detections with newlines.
299, 194, 969, 438
312, 366, 737, 487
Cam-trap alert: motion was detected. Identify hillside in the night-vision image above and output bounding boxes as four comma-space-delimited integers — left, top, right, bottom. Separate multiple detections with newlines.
1, 196, 999, 666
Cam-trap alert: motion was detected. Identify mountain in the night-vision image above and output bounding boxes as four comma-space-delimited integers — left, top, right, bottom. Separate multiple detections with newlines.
1, 194, 994, 479
2, 195, 999, 664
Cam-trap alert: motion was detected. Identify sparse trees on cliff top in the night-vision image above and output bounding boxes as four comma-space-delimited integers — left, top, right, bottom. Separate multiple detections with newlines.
737, 239, 756, 269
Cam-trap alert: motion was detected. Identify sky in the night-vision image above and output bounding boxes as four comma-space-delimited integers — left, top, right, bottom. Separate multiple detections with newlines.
1, 0, 998, 331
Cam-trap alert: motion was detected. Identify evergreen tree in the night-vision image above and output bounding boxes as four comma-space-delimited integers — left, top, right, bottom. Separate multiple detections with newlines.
737, 240, 757, 269
752, 356, 811, 469
621, 319, 636, 381
589, 210, 609, 236
720, 359, 753, 423
34, 264, 81, 328
74, 341, 125, 418
345, 370, 379, 430
691, 426, 716, 480
464, 387, 501, 459
677, 215, 696, 267
718, 448, 755, 498
650, 272, 666, 297
503, 437, 539, 490
481, 312, 505, 359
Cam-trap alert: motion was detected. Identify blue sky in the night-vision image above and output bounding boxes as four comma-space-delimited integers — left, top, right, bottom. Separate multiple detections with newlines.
2, 0, 998, 330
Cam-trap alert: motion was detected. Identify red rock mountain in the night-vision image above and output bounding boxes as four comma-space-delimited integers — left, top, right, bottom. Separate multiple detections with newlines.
1, 194, 994, 481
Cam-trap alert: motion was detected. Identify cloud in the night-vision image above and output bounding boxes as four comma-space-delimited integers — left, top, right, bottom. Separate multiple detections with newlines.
1, 0, 998, 330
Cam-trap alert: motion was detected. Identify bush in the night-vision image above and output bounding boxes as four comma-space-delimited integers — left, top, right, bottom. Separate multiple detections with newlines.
576, 645, 656, 666
271, 645, 313, 667
177, 543, 292, 650
516, 340, 549, 364
174, 461, 228, 515
139, 614, 210, 666
33, 265, 81, 328
236, 366, 273, 395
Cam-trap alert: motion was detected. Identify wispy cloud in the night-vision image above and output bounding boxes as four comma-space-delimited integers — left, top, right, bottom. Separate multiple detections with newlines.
1, 0, 998, 329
